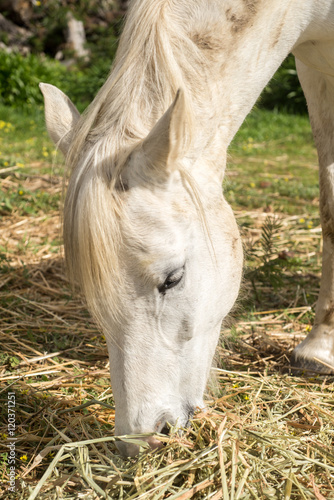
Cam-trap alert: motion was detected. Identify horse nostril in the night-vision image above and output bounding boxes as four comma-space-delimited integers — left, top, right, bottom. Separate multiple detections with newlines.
160, 423, 170, 436
155, 414, 173, 435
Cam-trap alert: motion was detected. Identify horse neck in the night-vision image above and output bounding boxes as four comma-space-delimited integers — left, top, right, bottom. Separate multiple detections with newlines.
186, 0, 327, 149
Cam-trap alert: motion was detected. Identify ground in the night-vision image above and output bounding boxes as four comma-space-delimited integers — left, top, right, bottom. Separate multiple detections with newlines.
0, 106, 333, 499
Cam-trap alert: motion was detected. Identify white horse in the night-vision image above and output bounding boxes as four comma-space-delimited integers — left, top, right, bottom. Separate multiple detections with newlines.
40, 0, 334, 456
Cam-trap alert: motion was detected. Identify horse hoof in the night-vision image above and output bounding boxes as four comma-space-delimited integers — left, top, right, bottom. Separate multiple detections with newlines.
290, 324, 334, 375
290, 351, 334, 375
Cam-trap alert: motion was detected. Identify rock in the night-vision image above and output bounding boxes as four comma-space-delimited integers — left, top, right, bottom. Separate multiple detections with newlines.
66, 12, 90, 61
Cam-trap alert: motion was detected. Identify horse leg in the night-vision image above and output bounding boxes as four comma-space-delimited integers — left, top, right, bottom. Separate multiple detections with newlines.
291, 57, 334, 374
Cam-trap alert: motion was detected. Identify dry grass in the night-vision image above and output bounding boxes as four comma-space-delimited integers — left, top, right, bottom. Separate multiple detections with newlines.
0, 164, 333, 499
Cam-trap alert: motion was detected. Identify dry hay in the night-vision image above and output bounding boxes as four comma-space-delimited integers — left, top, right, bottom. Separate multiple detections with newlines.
0, 171, 333, 499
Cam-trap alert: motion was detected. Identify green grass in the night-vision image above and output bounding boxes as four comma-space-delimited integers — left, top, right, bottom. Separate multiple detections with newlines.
0, 105, 60, 176
0, 105, 61, 248
227, 109, 318, 215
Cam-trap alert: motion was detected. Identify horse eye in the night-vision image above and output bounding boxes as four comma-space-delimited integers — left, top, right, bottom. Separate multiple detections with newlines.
158, 268, 184, 293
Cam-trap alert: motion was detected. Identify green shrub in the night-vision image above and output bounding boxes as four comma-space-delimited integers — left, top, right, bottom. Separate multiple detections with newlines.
0, 51, 68, 107
259, 54, 307, 114
0, 50, 115, 111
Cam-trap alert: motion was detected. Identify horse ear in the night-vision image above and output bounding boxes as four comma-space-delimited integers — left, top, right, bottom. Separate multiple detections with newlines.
142, 89, 186, 172
39, 83, 80, 156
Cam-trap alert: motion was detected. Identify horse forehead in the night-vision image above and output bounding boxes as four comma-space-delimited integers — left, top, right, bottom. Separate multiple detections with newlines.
122, 189, 193, 258
124, 186, 193, 227
125, 207, 188, 253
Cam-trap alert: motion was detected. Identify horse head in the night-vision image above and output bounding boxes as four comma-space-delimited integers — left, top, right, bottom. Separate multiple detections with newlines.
41, 82, 243, 456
